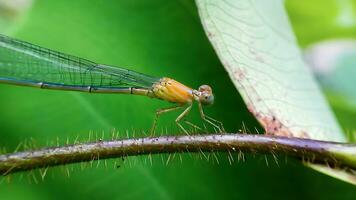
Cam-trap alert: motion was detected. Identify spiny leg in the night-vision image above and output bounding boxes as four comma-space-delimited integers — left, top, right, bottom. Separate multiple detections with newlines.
175, 103, 193, 135
150, 105, 183, 136
183, 120, 204, 133
205, 115, 225, 132
198, 102, 225, 132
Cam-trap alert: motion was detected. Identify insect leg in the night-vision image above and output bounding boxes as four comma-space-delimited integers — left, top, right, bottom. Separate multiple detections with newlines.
198, 101, 225, 132
150, 105, 183, 136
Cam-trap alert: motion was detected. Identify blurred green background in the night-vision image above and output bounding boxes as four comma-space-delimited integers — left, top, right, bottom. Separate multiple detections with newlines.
0, 0, 355, 199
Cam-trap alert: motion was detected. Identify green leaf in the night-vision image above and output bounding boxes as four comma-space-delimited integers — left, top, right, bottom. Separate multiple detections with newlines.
0, 1, 259, 199
1, 0, 356, 198
195, 0, 355, 184
286, 0, 356, 47
305, 40, 356, 108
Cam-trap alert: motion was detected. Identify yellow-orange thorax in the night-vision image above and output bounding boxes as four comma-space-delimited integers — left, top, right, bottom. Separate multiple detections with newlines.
152, 77, 194, 104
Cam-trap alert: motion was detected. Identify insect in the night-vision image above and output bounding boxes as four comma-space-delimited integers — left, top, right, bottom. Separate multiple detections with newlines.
0, 34, 224, 134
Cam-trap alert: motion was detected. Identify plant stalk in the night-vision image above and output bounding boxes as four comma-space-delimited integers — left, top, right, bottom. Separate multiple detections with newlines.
0, 134, 355, 175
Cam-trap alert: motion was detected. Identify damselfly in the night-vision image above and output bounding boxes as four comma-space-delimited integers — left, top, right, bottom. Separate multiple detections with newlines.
0, 34, 224, 134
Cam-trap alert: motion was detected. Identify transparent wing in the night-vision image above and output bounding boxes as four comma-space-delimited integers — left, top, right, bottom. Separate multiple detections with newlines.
0, 34, 159, 89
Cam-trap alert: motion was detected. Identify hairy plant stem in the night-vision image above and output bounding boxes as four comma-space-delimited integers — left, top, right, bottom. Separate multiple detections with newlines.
0, 134, 355, 175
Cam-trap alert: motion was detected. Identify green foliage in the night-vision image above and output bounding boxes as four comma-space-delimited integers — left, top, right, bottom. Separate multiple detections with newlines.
286, 0, 356, 139
0, 0, 355, 199
286, 0, 356, 47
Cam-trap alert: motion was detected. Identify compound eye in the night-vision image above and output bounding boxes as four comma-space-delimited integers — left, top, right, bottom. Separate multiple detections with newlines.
199, 85, 212, 93
200, 94, 214, 105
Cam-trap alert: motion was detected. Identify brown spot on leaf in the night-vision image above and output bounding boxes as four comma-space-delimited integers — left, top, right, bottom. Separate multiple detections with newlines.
233, 68, 246, 80
246, 102, 311, 138
207, 31, 215, 37
260, 115, 292, 137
